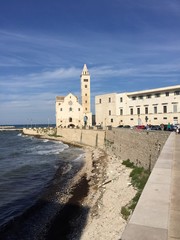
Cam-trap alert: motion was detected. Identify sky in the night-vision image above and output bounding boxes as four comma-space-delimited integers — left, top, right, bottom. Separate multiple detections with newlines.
0, 0, 180, 125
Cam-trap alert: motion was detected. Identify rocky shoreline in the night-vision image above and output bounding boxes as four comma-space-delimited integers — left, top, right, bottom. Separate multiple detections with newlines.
45, 145, 137, 240
0, 133, 136, 240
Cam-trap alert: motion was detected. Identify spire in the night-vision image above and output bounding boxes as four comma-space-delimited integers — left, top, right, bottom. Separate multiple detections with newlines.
81, 64, 89, 75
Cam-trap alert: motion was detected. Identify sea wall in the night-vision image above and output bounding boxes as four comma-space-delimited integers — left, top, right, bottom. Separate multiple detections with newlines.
23, 127, 56, 136
105, 128, 170, 170
23, 127, 170, 170
57, 128, 105, 149
57, 128, 170, 170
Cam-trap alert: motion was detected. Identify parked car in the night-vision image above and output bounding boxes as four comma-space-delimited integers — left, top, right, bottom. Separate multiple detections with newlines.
134, 125, 146, 130
117, 125, 124, 128
163, 124, 174, 131
149, 125, 161, 131
117, 125, 131, 128
123, 125, 131, 128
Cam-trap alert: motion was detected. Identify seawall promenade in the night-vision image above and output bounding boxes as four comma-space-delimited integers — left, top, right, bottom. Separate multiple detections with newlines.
121, 132, 180, 240
22, 127, 173, 239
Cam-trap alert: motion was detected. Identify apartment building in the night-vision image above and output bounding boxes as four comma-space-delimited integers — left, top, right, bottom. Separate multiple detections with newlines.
95, 85, 180, 127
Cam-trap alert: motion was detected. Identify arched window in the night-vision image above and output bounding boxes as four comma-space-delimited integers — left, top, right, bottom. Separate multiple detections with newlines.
69, 117, 72, 122
69, 107, 72, 111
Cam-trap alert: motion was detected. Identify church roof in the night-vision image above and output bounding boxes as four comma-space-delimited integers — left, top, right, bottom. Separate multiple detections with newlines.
56, 96, 65, 101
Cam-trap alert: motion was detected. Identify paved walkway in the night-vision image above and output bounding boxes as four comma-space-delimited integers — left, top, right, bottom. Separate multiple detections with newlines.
168, 133, 180, 240
121, 132, 180, 240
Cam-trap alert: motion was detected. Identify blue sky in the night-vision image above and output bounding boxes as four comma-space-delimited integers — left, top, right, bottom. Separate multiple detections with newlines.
0, 0, 180, 125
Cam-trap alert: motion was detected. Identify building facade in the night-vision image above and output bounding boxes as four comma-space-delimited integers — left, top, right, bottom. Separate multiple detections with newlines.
95, 85, 180, 127
56, 64, 92, 128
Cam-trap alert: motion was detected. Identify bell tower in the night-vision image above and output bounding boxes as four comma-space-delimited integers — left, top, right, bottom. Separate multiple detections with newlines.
80, 64, 91, 114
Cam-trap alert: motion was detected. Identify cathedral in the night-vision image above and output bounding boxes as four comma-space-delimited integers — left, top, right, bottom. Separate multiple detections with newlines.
55, 64, 92, 128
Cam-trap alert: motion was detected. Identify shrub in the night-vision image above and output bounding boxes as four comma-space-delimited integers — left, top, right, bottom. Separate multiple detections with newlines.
122, 159, 134, 168
121, 159, 150, 220
121, 206, 131, 220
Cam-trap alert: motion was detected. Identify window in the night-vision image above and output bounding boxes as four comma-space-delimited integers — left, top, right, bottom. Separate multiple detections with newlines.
145, 107, 148, 114
69, 117, 72, 122
146, 95, 151, 99
109, 110, 111, 115
99, 99, 101, 104
85, 93, 87, 96
85, 85, 87, 88
139, 96, 143, 99
155, 93, 160, 98
85, 100, 87, 103
173, 105, 177, 113
163, 106, 167, 113
174, 117, 178, 120
137, 108, 140, 115
84, 79, 88, 82
130, 118, 134, 120
165, 92, 169, 96
120, 109, 123, 115
69, 107, 72, 111
78, 108, 80, 111
154, 117, 157, 120
130, 108, 133, 115
60, 108, 63, 111
120, 97, 123, 102
154, 106, 157, 114
111, 118, 113, 123
109, 97, 111, 103
132, 96, 136, 100
85, 108, 87, 111
163, 117, 167, 120
174, 91, 180, 95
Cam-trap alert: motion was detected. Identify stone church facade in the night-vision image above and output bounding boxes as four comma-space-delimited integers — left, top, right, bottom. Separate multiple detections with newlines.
56, 64, 92, 128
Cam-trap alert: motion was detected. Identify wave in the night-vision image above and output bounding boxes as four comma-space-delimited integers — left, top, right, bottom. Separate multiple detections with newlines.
61, 163, 72, 175
28, 142, 69, 156
73, 153, 85, 162
36, 149, 64, 155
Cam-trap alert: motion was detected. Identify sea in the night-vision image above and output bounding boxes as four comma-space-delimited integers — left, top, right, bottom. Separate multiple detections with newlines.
0, 125, 85, 239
